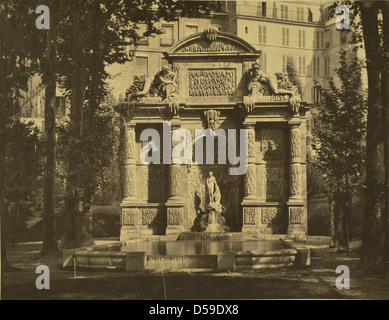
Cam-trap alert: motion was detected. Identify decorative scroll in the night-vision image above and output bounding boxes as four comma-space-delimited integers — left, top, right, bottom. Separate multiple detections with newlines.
290, 164, 302, 197
189, 69, 235, 96
141, 208, 159, 226
244, 164, 257, 197
244, 207, 256, 225
289, 207, 303, 224
124, 165, 136, 198
168, 208, 182, 225
290, 125, 301, 159
180, 40, 239, 53
122, 208, 137, 226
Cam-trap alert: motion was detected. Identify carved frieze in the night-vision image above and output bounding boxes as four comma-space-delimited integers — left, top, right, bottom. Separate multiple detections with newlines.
122, 208, 137, 226
261, 207, 282, 225
289, 207, 303, 224
142, 208, 159, 226
180, 40, 239, 53
189, 69, 235, 96
167, 208, 182, 225
244, 207, 256, 225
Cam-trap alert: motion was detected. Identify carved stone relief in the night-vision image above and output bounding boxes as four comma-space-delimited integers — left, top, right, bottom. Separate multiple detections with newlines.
289, 207, 303, 224
244, 207, 256, 225
189, 69, 235, 96
122, 208, 137, 226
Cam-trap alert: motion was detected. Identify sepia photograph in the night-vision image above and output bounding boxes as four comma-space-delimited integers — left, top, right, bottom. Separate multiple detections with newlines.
0, 0, 388, 305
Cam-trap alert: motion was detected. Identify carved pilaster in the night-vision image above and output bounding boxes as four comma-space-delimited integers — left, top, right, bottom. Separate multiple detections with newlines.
288, 122, 302, 201
123, 125, 137, 202
166, 124, 185, 234
243, 125, 257, 201
287, 121, 306, 240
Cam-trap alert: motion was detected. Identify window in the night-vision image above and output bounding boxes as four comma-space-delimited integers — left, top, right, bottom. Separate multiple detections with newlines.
308, 9, 313, 22
262, 2, 267, 17
161, 25, 174, 46
282, 28, 289, 46
135, 56, 148, 77
259, 52, 267, 72
258, 25, 267, 44
136, 24, 149, 45
324, 57, 330, 76
282, 55, 293, 73
297, 7, 305, 21
313, 86, 321, 103
281, 5, 288, 19
313, 57, 320, 76
245, 26, 248, 34
185, 25, 198, 36
314, 31, 325, 49
299, 57, 306, 75
340, 30, 348, 44
298, 30, 306, 48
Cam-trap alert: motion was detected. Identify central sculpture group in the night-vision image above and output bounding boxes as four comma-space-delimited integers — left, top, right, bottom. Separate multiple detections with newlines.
205, 172, 229, 232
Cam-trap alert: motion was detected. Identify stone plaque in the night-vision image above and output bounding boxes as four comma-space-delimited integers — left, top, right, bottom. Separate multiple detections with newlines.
189, 69, 235, 96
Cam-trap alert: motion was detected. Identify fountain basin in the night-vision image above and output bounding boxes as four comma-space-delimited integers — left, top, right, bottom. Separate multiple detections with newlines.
63, 238, 300, 272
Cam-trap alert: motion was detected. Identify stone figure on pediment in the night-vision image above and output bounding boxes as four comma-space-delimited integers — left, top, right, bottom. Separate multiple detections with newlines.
149, 66, 178, 100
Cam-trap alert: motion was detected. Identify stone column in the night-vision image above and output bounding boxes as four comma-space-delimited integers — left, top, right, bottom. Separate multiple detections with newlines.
123, 125, 137, 202
166, 123, 185, 235
287, 120, 306, 240
120, 124, 140, 241
242, 123, 259, 233
243, 124, 257, 200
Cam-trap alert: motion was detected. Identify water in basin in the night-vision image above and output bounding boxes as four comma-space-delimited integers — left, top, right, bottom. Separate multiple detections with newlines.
110, 240, 285, 256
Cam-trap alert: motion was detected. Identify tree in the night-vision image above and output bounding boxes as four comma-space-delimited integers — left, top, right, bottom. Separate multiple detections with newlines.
357, 1, 388, 273
314, 50, 367, 253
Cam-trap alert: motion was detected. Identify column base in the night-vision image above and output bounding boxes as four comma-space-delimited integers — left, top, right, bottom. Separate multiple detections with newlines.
120, 226, 139, 241
287, 225, 307, 241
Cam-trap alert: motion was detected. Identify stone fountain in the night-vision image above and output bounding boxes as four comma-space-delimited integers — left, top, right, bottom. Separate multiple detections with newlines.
205, 172, 229, 233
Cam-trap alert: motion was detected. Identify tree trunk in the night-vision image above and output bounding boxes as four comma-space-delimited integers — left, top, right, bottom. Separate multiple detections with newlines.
381, 1, 389, 274
40, 12, 59, 255
360, 1, 387, 273
0, 40, 6, 300
61, 6, 94, 249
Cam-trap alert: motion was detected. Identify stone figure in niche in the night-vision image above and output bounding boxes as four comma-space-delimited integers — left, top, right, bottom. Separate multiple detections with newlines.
149, 66, 178, 100
205, 172, 229, 232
